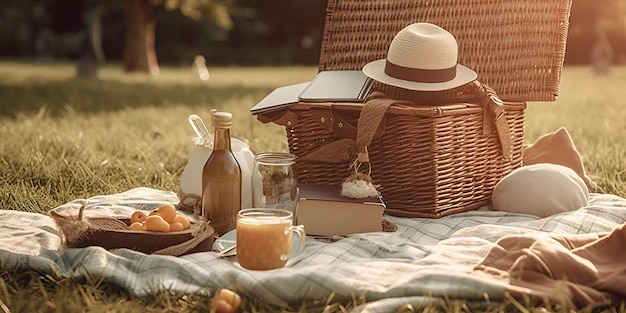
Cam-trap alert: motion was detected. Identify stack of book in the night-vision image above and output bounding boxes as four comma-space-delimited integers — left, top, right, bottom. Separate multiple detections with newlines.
295, 183, 385, 236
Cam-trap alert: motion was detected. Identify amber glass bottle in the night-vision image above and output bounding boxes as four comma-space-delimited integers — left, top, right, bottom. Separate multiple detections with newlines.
201, 111, 242, 236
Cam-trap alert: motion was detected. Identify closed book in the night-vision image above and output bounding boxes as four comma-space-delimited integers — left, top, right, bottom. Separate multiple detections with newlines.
250, 82, 309, 114
295, 183, 386, 236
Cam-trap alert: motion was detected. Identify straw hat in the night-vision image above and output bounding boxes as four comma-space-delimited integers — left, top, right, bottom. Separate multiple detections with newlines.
362, 23, 477, 91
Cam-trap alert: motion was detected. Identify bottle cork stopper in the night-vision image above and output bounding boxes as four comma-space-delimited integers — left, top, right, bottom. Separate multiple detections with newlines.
212, 111, 232, 128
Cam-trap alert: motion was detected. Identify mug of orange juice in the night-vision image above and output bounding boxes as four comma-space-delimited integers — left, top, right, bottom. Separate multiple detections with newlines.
236, 208, 306, 270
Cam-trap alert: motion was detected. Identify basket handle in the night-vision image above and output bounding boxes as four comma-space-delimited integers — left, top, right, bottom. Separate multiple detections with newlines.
466, 81, 513, 159
353, 92, 413, 162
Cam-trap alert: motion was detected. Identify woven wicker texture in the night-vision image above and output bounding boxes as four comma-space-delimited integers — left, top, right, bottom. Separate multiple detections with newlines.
258, 0, 572, 217
318, 0, 572, 102
266, 84, 526, 218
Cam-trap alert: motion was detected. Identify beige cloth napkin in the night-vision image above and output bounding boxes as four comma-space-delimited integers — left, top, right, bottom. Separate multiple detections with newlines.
472, 223, 626, 308
523, 127, 593, 188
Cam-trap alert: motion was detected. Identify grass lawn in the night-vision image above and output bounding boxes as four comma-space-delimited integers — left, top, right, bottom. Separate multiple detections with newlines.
1, 60, 625, 312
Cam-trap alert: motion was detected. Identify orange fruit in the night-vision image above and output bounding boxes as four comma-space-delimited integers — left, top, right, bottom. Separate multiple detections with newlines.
212, 300, 233, 313
173, 214, 191, 230
145, 215, 170, 232
129, 221, 145, 231
211, 289, 241, 313
169, 221, 185, 232
156, 203, 177, 223
130, 211, 148, 224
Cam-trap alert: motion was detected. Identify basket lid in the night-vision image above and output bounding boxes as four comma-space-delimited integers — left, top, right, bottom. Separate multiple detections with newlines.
318, 0, 573, 102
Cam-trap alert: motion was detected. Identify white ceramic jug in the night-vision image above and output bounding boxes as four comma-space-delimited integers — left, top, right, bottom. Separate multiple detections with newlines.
179, 136, 255, 212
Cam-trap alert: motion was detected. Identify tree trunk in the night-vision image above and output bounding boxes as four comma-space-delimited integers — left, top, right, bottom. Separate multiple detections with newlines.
123, 0, 159, 75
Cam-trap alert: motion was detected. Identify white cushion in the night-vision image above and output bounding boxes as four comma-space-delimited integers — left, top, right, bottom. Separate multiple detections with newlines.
492, 163, 589, 217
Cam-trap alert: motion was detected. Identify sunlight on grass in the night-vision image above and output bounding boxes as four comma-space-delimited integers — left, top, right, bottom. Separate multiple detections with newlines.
0, 60, 318, 88
526, 66, 626, 196
1, 60, 625, 312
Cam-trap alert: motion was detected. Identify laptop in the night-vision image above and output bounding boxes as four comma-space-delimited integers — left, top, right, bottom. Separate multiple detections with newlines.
250, 70, 374, 115
298, 70, 373, 103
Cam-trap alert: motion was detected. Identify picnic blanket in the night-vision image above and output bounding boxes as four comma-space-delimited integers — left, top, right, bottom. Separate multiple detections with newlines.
2, 187, 626, 312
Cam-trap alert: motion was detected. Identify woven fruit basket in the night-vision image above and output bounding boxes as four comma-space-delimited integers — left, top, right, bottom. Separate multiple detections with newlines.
50, 203, 216, 256
256, 0, 572, 218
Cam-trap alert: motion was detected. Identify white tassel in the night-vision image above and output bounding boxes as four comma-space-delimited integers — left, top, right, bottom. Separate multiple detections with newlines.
341, 179, 380, 199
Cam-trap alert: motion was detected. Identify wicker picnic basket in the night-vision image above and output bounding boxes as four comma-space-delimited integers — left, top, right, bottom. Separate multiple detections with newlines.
257, 0, 572, 218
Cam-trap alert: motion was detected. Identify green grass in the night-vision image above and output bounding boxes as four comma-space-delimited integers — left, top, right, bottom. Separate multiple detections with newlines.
1, 60, 625, 312
525, 66, 626, 197
0, 61, 318, 212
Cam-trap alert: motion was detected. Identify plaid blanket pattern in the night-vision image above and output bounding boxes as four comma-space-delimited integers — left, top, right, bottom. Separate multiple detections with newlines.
2, 187, 625, 312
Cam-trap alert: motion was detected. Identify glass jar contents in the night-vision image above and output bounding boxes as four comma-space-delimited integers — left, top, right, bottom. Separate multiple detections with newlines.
251, 152, 298, 213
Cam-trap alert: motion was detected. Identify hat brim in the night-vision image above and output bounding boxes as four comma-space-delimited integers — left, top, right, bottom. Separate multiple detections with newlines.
362, 59, 478, 92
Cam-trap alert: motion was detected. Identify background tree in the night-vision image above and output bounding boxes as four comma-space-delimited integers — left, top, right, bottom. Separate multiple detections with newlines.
0, 0, 624, 67
123, 0, 234, 75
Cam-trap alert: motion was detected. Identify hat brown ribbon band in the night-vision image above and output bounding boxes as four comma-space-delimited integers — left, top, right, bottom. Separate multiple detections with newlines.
384, 60, 457, 83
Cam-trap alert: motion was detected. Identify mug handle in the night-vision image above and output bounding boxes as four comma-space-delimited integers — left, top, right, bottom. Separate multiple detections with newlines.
280, 225, 306, 261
